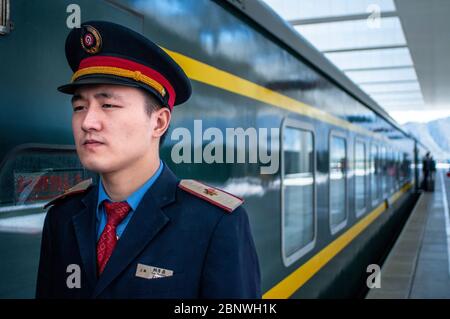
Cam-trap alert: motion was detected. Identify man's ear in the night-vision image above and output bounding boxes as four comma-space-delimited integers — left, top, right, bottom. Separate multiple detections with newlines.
152, 107, 171, 138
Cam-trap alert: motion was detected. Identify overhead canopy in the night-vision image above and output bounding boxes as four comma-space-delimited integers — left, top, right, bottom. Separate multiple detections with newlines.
263, 0, 450, 123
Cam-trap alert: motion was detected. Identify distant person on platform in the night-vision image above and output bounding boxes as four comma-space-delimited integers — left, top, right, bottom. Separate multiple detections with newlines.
429, 155, 436, 191
422, 152, 435, 192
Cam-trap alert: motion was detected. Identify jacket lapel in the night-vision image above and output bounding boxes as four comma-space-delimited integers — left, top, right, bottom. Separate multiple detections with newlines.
92, 164, 179, 298
72, 186, 98, 289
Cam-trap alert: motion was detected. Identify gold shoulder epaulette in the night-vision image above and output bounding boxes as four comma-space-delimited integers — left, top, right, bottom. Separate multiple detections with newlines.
44, 178, 93, 209
178, 179, 244, 213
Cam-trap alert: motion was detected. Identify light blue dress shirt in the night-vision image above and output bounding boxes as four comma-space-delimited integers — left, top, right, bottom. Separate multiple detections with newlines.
96, 160, 164, 241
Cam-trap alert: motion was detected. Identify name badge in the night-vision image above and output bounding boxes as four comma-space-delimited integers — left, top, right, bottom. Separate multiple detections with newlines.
135, 263, 174, 279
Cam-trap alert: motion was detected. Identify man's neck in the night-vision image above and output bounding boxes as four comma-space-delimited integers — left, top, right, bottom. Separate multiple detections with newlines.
100, 155, 161, 202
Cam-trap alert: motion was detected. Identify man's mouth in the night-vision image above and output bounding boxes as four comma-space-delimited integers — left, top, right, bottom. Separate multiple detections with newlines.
82, 139, 105, 148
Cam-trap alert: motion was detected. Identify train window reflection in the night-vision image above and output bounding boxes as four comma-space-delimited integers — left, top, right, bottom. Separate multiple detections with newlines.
0, 146, 96, 212
354, 141, 366, 216
370, 144, 380, 205
282, 123, 315, 266
381, 146, 388, 196
388, 149, 394, 192
329, 134, 347, 233
395, 151, 401, 189
401, 152, 411, 182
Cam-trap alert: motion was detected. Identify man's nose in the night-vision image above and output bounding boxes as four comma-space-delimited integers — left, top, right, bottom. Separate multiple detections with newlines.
81, 105, 103, 132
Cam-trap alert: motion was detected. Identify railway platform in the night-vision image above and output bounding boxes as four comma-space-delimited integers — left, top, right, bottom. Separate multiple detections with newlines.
366, 170, 450, 299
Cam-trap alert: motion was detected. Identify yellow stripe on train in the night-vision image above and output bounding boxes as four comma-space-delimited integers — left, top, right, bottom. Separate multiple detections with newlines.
164, 48, 389, 143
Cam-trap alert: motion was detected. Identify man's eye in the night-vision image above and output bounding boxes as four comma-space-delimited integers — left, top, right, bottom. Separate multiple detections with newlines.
102, 104, 114, 109
73, 106, 85, 112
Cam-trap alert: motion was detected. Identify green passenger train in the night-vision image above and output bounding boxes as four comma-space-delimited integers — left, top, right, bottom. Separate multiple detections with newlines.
0, 0, 428, 298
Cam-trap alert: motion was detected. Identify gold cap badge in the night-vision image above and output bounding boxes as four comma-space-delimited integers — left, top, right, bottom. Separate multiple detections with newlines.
80, 25, 102, 54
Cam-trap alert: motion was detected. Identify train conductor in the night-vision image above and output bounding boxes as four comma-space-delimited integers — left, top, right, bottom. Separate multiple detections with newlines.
35, 21, 261, 299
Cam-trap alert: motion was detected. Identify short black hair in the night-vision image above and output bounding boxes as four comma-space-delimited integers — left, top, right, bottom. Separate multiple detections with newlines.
141, 90, 169, 146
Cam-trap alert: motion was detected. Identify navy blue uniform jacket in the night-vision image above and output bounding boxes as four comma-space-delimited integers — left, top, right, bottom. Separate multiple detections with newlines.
35, 165, 261, 298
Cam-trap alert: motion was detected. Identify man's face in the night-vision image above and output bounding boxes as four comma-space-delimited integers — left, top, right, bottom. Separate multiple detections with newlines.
71, 84, 156, 174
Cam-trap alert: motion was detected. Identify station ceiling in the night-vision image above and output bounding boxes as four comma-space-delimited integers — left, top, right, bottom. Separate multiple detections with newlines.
262, 0, 450, 123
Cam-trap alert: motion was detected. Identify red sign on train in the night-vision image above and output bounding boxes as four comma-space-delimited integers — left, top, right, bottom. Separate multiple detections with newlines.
14, 171, 84, 204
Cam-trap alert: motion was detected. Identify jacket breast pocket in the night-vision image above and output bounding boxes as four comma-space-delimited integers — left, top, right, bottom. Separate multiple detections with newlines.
130, 272, 187, 298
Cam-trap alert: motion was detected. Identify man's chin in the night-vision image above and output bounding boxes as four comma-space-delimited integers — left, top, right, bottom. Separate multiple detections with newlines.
79, 159, 113, 174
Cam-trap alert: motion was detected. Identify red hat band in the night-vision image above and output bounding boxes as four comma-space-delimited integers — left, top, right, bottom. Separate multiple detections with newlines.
71, 56, 176, 109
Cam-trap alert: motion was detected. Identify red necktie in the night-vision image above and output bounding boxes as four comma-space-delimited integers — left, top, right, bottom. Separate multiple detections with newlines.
96, 201, 131, 275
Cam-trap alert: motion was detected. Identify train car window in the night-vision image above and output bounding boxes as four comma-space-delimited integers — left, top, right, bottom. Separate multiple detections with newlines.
329, 133, 347, 234
0, 145, 97, 213
354, 140, 366, 217
381, 146, 388, 197
0, 0, 11, 35
370, 144, 380, 206
400, 153, 405, 182
395, 151, 401, 189
401, 152, 411, 182
281, 119, 315, 266
386, 148, 391, 193
400, 152, 406, 185
388, 149, 394, 193
392, 151, 396, 189
391, 150, 396, 190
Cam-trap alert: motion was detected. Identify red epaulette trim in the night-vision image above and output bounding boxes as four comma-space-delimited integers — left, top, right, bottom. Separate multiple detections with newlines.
178, 179, 244, 213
